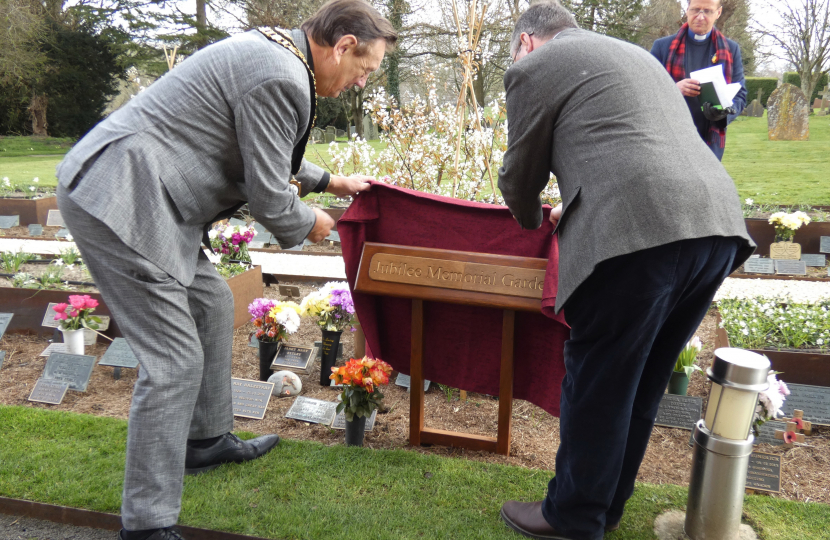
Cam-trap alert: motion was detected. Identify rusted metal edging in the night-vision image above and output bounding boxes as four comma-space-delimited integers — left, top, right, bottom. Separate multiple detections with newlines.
0, 497, 277, 540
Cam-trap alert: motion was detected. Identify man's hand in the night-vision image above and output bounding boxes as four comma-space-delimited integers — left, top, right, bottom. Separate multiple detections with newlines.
702, 103, 734, 122
549, 203, 563, 226
676, 78, 701, 97
307, 208, 335, 243
326, 175, 373, 197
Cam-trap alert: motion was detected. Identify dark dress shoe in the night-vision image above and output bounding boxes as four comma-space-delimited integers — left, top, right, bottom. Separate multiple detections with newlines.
185, 432, 279, 475
119, 527, 185, 539
500, 500, 576, 540
605, 520, 620, 532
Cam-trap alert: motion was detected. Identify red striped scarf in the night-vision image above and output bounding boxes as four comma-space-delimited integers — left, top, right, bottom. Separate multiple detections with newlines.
664, 23, 733, 148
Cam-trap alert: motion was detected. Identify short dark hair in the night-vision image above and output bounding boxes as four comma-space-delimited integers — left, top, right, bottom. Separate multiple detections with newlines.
510, 1, 578, 57
301, 0, 398, 55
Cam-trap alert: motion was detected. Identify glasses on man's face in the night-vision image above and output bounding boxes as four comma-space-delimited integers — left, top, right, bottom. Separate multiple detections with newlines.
688, 7, 717, 17
512, 32, 534, 64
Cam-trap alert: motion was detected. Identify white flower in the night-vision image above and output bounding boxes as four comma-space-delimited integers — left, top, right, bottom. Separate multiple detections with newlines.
32, 177, 39, 183
29, 186, 35, 191
208, 229, 218, 240
65, 233, 73, 242
744, 198, 753, 205
688, 336, 702, 351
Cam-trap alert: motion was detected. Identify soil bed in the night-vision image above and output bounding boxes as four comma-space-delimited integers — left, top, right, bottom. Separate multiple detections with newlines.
2, 293, 828, 505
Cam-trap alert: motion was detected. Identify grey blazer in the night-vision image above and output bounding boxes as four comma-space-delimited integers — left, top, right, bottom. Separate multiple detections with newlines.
57, 29, 326, 286
498, 29, 754, 312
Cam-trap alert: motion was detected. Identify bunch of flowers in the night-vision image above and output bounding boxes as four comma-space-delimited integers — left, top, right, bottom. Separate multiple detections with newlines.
718, 298, 830, 351
300, 281, 355, 331
752, 371, 790, 436
768, 211, 811, 242
53, 295, 101, 331
248, 298, 301, 343
674, 336, 703, 378
330, 356, 393, 420
209, 222, 256, 264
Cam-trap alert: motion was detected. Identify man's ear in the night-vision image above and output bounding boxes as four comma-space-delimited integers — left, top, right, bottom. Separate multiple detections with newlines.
521, 32, 535, 54
332, 34, 359, 65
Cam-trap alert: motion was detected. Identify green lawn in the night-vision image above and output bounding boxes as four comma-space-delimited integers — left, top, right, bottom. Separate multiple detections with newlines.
1, 406, 827, 540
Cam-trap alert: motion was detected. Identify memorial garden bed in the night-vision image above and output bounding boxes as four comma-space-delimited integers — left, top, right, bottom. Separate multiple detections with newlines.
0, 195, 58, 227
743, 217, 830, 256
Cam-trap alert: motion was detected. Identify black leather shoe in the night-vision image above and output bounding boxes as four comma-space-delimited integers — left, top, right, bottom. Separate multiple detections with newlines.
605, 521, 620, 533
185, 432, 280, 475
500, 500, 576, 540
119, 527, 185, 539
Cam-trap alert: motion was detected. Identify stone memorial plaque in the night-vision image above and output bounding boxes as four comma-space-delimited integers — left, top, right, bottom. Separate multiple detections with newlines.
231, 378, 274, 419
0, 313, 12, 339
248, 241, 265, 249
278, 285, 301, 298
331, 409, 377, 430
0, 215, 20, 228
820, 236, 830, 254
99, 338, 139, 368
330, 378, 343, 389
745, 452, 781, 493
40, 343, 67, 356
285, 396, 338, 425
654, 394, 702, 430
42, 352, 96, 392
28, 378, 70, 405
28, 224, 43, 236
774, 260, 807, 276
42, 303, 62, 329
248, 334, 259, 348
229, 218, 246, 227
782, 383, 830, 425
271, 344, 315, 373
394, 373, 431, 392
743, 258, 774, 274
770, 242, 801, 260
46, 209, 64, 227
326, 230, 341, 243
0, 351, 5, 370
801, 254, 826, 267
55, 228, 71, 239
753, 420, 786, 446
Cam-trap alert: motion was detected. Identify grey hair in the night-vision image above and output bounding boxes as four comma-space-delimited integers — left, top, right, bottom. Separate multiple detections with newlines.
510, 1, 579, 57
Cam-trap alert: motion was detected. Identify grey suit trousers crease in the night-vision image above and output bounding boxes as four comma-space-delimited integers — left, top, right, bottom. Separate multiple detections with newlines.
57, 185, 235, 530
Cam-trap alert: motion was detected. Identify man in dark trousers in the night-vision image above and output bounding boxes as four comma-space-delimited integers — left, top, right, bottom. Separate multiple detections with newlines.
497, 3, 754, 539
651, 0, 747, 160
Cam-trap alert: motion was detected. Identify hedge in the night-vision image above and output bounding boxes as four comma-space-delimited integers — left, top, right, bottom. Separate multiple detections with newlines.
782, 72, 829, 105
744, 77, 778, 108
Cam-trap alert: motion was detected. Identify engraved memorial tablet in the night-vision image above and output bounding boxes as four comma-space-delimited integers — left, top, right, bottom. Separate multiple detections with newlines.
0, 350, 5, 370
28, 379, 70, 405
42, 352, 96, 392
231, 378, 274, 420
42, 304, 61, 328
28, 224, 43, 236
271, 344, 314, 374
285, 396, 338, 425
0, 215, 19, 229
99, 338, 139, 369
331, 409, 377, 430
742, 258, 774, 274
0, 313, 12, 339
774, 260, 807, 276
745, 452, 781, 493
55, 228, 71, 239
821, 236, 830, 254
770, 242, 801, 260
395, 373, 431, 392
801, 254, 826, 267
278, 285, 301, 298
40, 343, 67, 356
654, 394, 702, 430
46, 209, 65, 227
782, 383, 830, 425
753, 420, 785, 446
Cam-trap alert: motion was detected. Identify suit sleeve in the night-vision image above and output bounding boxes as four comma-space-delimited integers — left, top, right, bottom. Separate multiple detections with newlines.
235, 78, 317, 248
726, 43, 747, 125
497, 65, 555, 230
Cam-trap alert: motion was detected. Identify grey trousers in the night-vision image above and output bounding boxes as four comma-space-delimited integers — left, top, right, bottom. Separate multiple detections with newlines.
57, 185, 235, 530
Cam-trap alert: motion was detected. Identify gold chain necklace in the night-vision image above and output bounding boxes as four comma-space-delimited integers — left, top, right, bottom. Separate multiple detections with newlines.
257, 27, 318, 128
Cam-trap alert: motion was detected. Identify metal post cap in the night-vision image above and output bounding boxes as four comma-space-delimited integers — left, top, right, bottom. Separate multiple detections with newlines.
692, 420, 754, 456
707, 348, 770, 391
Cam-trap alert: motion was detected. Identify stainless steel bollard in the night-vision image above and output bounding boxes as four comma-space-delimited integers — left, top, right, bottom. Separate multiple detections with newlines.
685, 420, 754, 540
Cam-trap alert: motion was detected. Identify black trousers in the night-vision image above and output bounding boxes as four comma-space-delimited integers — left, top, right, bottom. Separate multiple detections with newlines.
543, 236, 740, 540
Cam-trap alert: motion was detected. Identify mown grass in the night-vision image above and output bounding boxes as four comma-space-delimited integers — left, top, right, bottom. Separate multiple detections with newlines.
1, 406, 828, 540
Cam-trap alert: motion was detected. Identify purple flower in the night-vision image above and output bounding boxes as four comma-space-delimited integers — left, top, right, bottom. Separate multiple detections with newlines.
248, 298, 277, 320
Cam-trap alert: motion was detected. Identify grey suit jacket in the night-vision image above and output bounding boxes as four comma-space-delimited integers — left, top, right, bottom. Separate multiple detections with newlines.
498, 29, 754, 312
57, 29, 326, 286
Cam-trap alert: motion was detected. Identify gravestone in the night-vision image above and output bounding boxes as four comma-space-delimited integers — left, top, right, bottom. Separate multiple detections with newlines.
349, 126, 356, 137
820, 236, 830, 253
0, 351, 5, 370
395, 373, 431, 392
248, 333, 259, 348
28, 378, 70, 405
46, 209, 64, 227
0, 313, 12, 339
28, 224, 43, 236
814, 85, 830, 116
40, 343, 67, 356
753, 420, 786, 446
331, 409, 377, 430
42, 352, 96, 392
41, 303, 62, 329
311, 127, 324, 143
231, 378, 274, 419
774, 259, 807, 275
325, 126, 336, 143
285, 396, 338, 425
99, 338, 139, 369
55, 228, 71, 239
744, 88, 764, 117
782, 383, 830, 425
801, 254, 826, 267
271, 344, 315, 374
0, 215, 19, 229
745, 452, 781, 493
654, 394, 702, 430
767, 83, 809, 141
336, 129, 346, 139
743, 258, 774, 274
362, 116, 374, 140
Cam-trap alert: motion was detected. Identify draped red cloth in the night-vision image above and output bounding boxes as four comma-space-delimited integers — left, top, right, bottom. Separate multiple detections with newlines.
338, 182, 569, 416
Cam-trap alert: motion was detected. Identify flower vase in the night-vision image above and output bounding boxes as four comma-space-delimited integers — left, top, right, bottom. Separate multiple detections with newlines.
319, 329, 342, 386
61, 328, 85, 355
667, 370, 690, 396
258, 339, 281, 382
345, 414, 367, 447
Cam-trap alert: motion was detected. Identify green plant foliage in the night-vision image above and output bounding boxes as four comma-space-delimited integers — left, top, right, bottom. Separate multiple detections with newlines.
743, 77, 779, 107
1, 249, 32, 273
783, 71, 829, 104
59, 247, 81, 266
719, 298, 830, 351
215, 263, 249, 279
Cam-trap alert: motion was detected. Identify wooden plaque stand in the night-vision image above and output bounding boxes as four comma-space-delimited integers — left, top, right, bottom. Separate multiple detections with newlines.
355, 242, 546, 456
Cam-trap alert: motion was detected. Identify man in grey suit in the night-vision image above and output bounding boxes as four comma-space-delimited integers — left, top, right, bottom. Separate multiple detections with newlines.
55, 1, 396, 538
496, 3, 753, 540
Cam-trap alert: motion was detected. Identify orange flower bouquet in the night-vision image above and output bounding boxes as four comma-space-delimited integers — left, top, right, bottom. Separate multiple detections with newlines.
330, 356, 393, 421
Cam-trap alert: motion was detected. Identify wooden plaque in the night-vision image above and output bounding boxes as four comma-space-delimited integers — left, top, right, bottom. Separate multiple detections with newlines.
770, 242, 801, 260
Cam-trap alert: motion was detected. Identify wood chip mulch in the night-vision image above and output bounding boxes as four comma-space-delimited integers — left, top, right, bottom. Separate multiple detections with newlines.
1, 286, 828, 505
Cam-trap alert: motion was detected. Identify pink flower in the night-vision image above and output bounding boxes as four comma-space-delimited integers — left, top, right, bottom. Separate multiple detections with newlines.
231, 233, 241, 245
68, 295, 86, 310
53, 303, 68, 313
783, 431, 796, 444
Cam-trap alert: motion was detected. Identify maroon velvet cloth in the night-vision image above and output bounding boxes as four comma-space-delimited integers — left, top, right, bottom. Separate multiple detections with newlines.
338, 182, 569, 416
